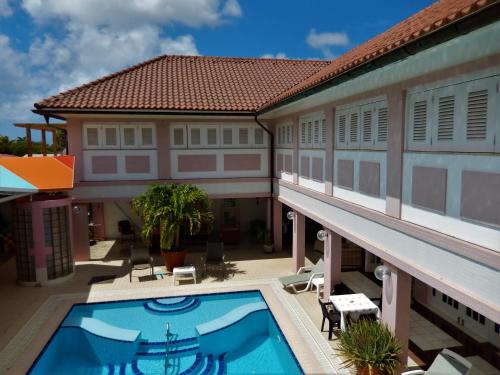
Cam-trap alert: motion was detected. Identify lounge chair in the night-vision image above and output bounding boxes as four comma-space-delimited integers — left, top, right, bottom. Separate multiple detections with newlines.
203, 241, 226, 277
402, 349, 472, 375
279, 258, 324, 293
129, 245, 154, 282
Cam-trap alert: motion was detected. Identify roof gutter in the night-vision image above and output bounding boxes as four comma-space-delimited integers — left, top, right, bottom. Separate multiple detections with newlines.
254, 113, 275, 238
257, 1, 500, 115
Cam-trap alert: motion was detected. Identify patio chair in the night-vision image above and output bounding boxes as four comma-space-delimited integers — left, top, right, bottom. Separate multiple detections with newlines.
318, 299, 341, 340
203, 241, 225, 277
402, 349, 472, 375
118, 220, 136, 243
129, 245, 154, 282
279, 258, 324, 293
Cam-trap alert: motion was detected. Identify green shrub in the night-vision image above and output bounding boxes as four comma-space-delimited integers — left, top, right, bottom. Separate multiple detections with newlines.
337, 319, 401, 374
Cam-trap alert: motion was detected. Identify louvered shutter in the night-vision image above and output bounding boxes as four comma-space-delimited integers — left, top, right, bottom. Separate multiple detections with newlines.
376, 105, 388, 147
321, 119, 326, 146
348, 108, 360, 148
239, 128, 249, 145
254, 128, 264, 146
361, 104, 373, 148
222, 128, 233, 145
466, 90, 488, 140
307, 121, 313, 146
206, 127, 218, 146
336, 110, 347, 148
407, 92, 431, 150
300, 122, 307, 147
189, 127, 201, 147
313, 120, 320, 146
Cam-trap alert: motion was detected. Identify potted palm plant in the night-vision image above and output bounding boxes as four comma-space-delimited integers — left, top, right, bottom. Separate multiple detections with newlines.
133, 184, 213, 272
337, 319, 401, 375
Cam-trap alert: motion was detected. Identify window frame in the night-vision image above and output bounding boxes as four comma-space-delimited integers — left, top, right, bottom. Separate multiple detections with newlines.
170, 124, 187, 149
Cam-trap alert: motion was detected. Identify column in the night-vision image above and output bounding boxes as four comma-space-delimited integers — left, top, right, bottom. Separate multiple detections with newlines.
72, 203, 90, 261
273, 199, 282, 252
323, 230, 342, 297
292, 211, 305, 272
381, 263, 412, 369
386, 89, 406, 218
265, 197, 272, 230
324, 107, 334, 196
292, 117, 299, 184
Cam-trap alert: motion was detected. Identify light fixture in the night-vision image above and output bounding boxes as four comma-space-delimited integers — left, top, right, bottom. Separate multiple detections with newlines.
317, 229, 328, 242
72, 205, 81, 214
286, 211, 295, 220
374, 264, 391, 281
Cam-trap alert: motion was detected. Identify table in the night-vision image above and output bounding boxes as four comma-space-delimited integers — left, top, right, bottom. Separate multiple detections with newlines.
311, 277, 325, 299
330, 293, 380, 330
173, 266, 197, 285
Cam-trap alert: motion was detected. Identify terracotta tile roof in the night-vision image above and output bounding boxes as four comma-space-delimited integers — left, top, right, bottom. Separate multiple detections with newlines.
259, 0, 498, 111
35, 56, 330, 112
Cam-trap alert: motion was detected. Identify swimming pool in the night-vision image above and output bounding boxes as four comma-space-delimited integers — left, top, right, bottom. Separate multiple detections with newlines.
29, 290, 303, 374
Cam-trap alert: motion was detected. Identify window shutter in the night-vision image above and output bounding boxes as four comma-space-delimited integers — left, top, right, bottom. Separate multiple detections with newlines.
307, 121, 312, 146
313, 120, 320, 145
207, 128, 217, 145
377, 107, 388, 143
437, 95, 454, 141
412, 100, 428, 142
254, 128, 264, 145
223, 128, 232, 145
85, 127, 99, 147
321, 119, 326, 145
239, 128, 249, 145
338, 114, 346, 145
287, 125, 291, 145
349, 112, 359, 144
141, 127, 154, 147
190, 128, 201, 146
173, 127, 185, 147
466, 90, 488, 140
362, 109, 372, 143
301, 122, 306, 145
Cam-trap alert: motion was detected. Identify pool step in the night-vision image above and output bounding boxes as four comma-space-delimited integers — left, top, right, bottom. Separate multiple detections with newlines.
139, 336, 198, 347
144, 298, 200, 314
136, 344, 200, 357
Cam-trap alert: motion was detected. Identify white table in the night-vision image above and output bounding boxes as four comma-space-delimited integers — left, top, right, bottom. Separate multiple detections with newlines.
330, 293, 380, 330
311, 277, 325, 299
173, 266, 197, 285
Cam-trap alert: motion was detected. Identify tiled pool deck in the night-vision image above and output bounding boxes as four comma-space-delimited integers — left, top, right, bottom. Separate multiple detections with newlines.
0, 242, 497, 374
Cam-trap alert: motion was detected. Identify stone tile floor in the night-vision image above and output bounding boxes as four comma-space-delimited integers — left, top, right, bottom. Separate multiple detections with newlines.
0, 239, 498, 374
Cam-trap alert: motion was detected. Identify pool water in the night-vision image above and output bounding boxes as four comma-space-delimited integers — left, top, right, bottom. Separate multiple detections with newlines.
29, 291, 303, 374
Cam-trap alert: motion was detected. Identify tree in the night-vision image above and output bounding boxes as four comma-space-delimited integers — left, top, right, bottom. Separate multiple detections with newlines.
132, 184, 214, 252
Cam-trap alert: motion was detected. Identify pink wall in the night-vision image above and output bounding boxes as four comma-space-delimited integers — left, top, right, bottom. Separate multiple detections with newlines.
125, 155, 150, 173
224, 154, 260, 171
178, 154, 216, 172
92, 155, 117, 174
72, 203, 90, 261
157, 120, 170, 179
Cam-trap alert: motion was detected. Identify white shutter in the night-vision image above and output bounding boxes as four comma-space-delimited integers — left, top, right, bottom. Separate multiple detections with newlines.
307, 121, 312, 146
222, 128, 233, 146
361, 104, 373, 148
189, 127, 201, 147
103, 125, 120, 149
254, 128, 264, 146
139, 125, 155, 148
407, 91, 431, 150
348, 108, 360, 149
313, 119, 320, 146
336, 110, 347, 149
376, 105, 388, 147
239, 128, 249, 146
430, 85, 457, 151
300, 121, 307, 147
171, 125, 186, 148
83, 124, 101, 148
321, 119, 326, 146
437, 96, 455, 141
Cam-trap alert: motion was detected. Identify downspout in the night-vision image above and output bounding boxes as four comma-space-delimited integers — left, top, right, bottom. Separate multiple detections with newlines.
254, 114, 274, 237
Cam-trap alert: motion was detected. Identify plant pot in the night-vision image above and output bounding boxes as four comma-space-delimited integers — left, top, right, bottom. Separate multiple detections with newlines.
162, 249, 187, 272
263, 244, 274, 253
356, 367, 386, 375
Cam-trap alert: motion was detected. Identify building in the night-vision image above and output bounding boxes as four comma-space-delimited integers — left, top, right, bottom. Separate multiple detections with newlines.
32, 0, 500, 366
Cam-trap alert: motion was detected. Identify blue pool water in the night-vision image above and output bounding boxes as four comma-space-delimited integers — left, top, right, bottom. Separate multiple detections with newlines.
29, 290, 303, 374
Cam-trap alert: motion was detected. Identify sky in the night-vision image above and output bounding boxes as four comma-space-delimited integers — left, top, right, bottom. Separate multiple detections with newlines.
0, 0, 434, 139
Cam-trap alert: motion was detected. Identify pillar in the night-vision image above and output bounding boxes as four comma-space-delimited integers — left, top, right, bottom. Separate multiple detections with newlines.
324, 230, 342, 297
381, 263, 412, 369
266, 197, 272, 230
273, 199, 282, 252
386, 89, 406, 218
72, 203, 90, 261
292, 211, 305, 272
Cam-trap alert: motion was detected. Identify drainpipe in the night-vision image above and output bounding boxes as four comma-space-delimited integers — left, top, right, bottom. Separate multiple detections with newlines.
254, 114, 274, 237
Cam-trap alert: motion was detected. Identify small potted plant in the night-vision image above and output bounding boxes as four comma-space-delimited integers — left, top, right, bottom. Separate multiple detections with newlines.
133, 184, 213, 272
337, 319, 401, 375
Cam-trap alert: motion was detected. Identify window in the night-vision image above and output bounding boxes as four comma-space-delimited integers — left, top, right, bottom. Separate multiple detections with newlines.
102, 125, 119, 148
336, 98, 387, 150
84, 125, 100, 148
299, 113, 325, 148
171, 125, 186, 148
407, 74, 498, 152
495, 323, 499, 334
121, 126, 136, 148
254, 128, 264, 146
276, 123, 292, 147
207, 127, 218, 146
84, 123, 155, 149
189, 127, 201, 146
140, 127, 154, 147
239, 128, 249, 145
223, 128, 233, 145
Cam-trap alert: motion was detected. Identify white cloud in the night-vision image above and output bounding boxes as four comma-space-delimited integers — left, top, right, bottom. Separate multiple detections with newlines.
222, 0, 242, 17
0, 0, 12, 17
306, 29, 349, 58
261, 52, 288, 59
160, 35, 199, 56
21, 0, 241, 29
